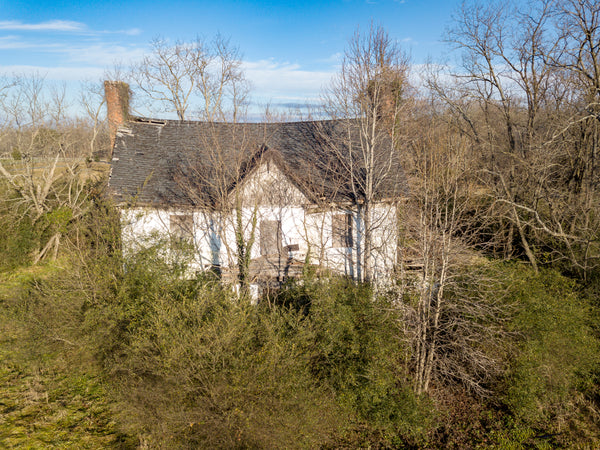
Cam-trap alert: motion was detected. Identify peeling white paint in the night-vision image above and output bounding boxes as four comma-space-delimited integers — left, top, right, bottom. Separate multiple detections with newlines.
120, 158, 399, 283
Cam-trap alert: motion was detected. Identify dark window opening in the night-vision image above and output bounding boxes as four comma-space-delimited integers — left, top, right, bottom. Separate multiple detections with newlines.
170, 214, 194, 242
260, 220, 282, 256
332, 213, 353, 248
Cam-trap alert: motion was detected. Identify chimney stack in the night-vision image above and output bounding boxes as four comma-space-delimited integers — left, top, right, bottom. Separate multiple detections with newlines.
104, 80, 130, 154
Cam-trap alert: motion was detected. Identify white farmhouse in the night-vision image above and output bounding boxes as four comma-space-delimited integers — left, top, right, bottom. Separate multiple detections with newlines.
105, 81, 407, 295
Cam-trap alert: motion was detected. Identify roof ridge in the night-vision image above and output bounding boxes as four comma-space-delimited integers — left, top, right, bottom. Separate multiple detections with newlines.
127, 115, 348, 126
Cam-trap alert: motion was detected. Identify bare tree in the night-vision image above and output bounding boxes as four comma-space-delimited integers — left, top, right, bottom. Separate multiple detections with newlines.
431, 0, 600, 277
398, 117, 509, 396
79, 80, 109, 158
547, 0, 600, 277
130, 35, 249, 122
320, 24, 410, 283
130, 37, 202, 121
442, 0, 551, 270
0, 74, 93, 263
171, 123, 265, 297
196, 34, 250, 122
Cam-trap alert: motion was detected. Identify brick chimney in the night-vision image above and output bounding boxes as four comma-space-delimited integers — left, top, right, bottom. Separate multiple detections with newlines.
104, 80, 130, 154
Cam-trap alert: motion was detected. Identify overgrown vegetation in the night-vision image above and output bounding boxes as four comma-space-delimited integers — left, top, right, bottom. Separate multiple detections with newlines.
1, 0, 600, 447
1, 208, 598, 447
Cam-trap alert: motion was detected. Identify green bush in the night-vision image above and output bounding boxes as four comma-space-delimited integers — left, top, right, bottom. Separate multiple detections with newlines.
11, 147, 22, 160
105, 279, 344, 448
412, 262, 600, 448
496, 266, 600, 444
94, 272, 433, 448
4, 191, 597, 448
0, 216, 37, 271
278, 278, 433, 446
0, 187, 39, 271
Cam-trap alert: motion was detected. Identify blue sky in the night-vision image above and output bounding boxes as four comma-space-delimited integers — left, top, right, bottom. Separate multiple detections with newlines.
0, 0, 461, 116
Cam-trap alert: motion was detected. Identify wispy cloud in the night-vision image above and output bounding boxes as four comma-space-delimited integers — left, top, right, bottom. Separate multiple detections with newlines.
0, 64, 104, 81
0, 35, 28, 49
317, 52, 343, 64
244, 59, 333, 100
123, 28, 142, 36
0, 35, 63, 50
100, 28, 143, 36
0, 33, 146, 67
0, 20, 141, 36
63, 44, 146, 66
0, 20, 87, 32
0, 40, 146, 81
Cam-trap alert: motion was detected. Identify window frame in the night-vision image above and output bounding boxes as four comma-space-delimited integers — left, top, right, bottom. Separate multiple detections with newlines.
260, 219, 282, 256
332, 213, 353, 248
170, 213, 194, 243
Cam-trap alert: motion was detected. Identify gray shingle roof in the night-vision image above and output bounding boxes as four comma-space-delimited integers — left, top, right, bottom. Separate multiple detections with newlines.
108, 117, 408, 208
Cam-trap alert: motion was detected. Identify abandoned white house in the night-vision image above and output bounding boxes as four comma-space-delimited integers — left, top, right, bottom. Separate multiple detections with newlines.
106, 81, 408, 293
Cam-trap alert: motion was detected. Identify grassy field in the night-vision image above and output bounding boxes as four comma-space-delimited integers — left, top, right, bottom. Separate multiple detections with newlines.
0, 265, 135, 449
0, 158, 110, 182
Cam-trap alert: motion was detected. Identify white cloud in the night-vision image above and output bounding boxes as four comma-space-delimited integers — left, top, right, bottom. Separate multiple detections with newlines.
0, 20, 142, 37
243, 59, 333, 100
0, 20, 86, 32
0, 36, 28, 49
124, 28, 142, 36
63, 44, 146, 66
0, 64, 104, 81
317, 52, 343, 64
99, 28, 143, 36
0, 35, 146, 68
0, 35, 63, 50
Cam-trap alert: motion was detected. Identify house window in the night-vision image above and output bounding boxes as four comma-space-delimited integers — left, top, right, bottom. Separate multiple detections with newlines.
170, 214, 194, 242
332, 213, 353, 248
260, 220, 282, 256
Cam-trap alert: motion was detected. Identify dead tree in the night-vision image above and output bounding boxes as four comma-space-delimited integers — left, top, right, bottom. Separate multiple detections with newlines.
0, 75, 93, 263
79, 80, 110, 158
432, 0, 600, 277
320, 24, 410, 283
130, 35, 249, 122
400, 119, 509, 396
